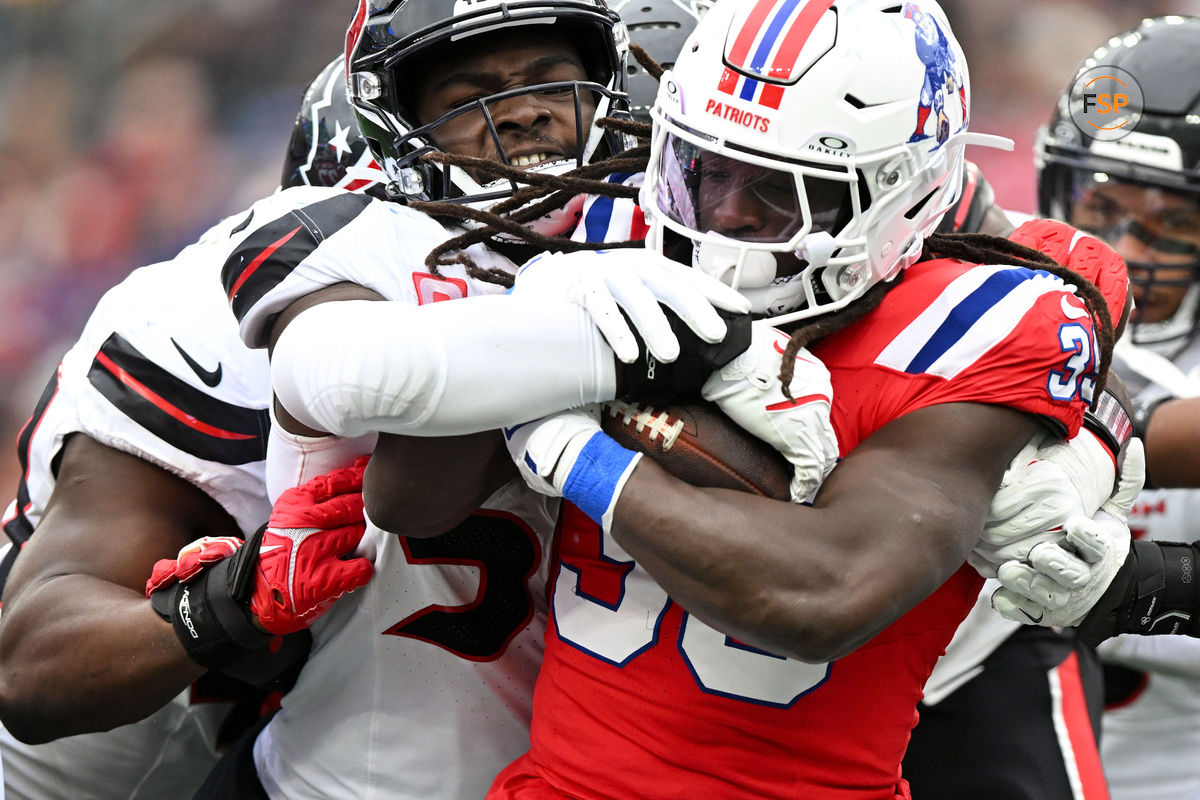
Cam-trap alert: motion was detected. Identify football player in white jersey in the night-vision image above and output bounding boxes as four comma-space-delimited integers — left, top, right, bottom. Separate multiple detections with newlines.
160, 3, 761, 799
0, 8, 728, 795
992, 16, 1200, 800
0, 54, 396, 800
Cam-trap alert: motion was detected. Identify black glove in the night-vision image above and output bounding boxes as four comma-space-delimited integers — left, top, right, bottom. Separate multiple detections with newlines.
148, 525, 311, 687
615, 306, 752, 401
1076, 539, 1200, 647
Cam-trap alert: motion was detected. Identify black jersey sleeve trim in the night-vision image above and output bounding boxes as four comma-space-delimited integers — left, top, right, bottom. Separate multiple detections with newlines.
87, 334, 269, 466
221, 193, 373, 323
2, 367, 62, 550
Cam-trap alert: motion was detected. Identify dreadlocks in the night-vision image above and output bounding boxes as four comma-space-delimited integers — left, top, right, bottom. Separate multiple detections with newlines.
411, 44, 661, 286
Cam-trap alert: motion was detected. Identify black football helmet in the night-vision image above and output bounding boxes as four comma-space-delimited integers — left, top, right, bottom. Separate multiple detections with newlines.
282, 55, 387, 199
613, 0, 707, 123
1036, 15, 1200, 353
345, 0, 631, 209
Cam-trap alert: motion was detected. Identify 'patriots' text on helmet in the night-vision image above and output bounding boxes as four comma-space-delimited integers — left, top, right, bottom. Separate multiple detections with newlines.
1037, 15, 1200, 357
344, 0, 631, 212
640, 0, 1010, 324
282, 55, 388, 199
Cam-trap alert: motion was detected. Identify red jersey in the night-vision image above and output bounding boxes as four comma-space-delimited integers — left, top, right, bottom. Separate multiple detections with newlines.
491, 257, 1099, 800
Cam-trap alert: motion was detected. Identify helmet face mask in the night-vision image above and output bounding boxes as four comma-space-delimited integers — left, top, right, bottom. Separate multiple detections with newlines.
639, 0, 983, 325
1036, 15, 1200, 354
346, 0, 631, 216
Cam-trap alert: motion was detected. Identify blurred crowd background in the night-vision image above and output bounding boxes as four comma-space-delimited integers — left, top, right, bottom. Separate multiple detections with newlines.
0, 0, 1197, 494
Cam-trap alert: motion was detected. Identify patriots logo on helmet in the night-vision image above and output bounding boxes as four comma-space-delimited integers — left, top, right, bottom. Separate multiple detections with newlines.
903, 2, 967, 145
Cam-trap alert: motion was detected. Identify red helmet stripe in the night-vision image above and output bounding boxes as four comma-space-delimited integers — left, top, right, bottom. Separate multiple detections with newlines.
768, 0, 836, 82
728, 0, 780, 65
345, 0, 368, 78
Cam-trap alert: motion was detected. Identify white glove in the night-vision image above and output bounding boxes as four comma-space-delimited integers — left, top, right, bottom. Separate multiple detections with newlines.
511, 249, 751, 364
503, 405, 642, 533
701, 323, 838, 503
971, 428, 1116, 578
990, 437, 1145, 627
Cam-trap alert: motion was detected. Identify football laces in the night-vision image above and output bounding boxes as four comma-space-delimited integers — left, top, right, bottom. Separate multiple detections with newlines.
603, 401, 686, 450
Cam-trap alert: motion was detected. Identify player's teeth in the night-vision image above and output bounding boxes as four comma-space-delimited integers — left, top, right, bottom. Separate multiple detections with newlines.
512, 153, 551, 167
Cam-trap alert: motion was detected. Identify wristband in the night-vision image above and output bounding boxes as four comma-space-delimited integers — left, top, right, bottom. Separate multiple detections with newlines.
149, 525, 310, 681
561, 432, 642, 526
150, 555, 272, 669
1130, 394, 1171, 441
1084, 387, 1134, 462
1076, 539, 1200, 646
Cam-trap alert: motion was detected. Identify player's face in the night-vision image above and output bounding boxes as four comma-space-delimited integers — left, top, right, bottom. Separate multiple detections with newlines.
698, 155, 804, 244
413, 30, 597, 176
1071, 177, 1200, 324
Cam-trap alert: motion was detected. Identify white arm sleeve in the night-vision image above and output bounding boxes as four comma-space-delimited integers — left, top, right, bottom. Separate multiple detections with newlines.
1097, 634, 1200, 681
264, 404, 377, 503
271, 296, 619, 437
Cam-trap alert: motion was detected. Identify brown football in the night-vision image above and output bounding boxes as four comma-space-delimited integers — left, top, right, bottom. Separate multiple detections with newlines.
600, 400, 792, 501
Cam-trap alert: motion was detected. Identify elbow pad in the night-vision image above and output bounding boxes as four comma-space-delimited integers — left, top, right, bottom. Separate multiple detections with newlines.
270, 297, 619, 438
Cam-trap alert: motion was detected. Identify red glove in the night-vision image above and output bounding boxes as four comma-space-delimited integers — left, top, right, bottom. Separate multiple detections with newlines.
249, 456, 374, 635
146, 536, 242, 596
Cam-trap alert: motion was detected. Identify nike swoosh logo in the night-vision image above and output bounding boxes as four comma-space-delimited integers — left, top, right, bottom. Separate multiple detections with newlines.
171, 338, 223, 387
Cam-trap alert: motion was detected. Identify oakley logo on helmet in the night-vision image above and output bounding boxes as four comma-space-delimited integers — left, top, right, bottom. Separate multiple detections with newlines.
806, 135, 853, 158
1068, 66, 1144, 142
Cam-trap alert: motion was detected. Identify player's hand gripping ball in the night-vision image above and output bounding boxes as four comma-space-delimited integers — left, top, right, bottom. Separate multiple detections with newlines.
600, 399, 793, 501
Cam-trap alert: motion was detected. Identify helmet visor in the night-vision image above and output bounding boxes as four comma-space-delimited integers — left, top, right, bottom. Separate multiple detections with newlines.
654, 133, 851, 244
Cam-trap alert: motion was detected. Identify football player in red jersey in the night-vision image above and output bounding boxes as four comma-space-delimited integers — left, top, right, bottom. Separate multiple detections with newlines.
482, 1, 1125, 798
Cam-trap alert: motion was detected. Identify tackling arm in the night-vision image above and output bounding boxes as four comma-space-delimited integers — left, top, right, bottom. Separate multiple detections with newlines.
608, 401, 1038, 662
1139, 396, 1200, 487
0, 436, 228, 742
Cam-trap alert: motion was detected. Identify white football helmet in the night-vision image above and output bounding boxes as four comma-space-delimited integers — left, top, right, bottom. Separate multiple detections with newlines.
640, 0, 1011, 324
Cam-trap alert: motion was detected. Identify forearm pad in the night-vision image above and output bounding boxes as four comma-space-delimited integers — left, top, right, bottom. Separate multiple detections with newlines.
616, 308, 751, 402
1076, 539, 1200, 646
150, 526, 310, 684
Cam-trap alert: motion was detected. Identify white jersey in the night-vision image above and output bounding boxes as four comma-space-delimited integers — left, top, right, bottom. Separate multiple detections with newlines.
220, 186, 556, 799
1099, 330, 1200, 800
0, 215, 273, 800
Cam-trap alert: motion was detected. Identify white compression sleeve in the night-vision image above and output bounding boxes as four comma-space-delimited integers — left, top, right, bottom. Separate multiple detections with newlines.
264, 404, 377, 503
271, 296, 619, 437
